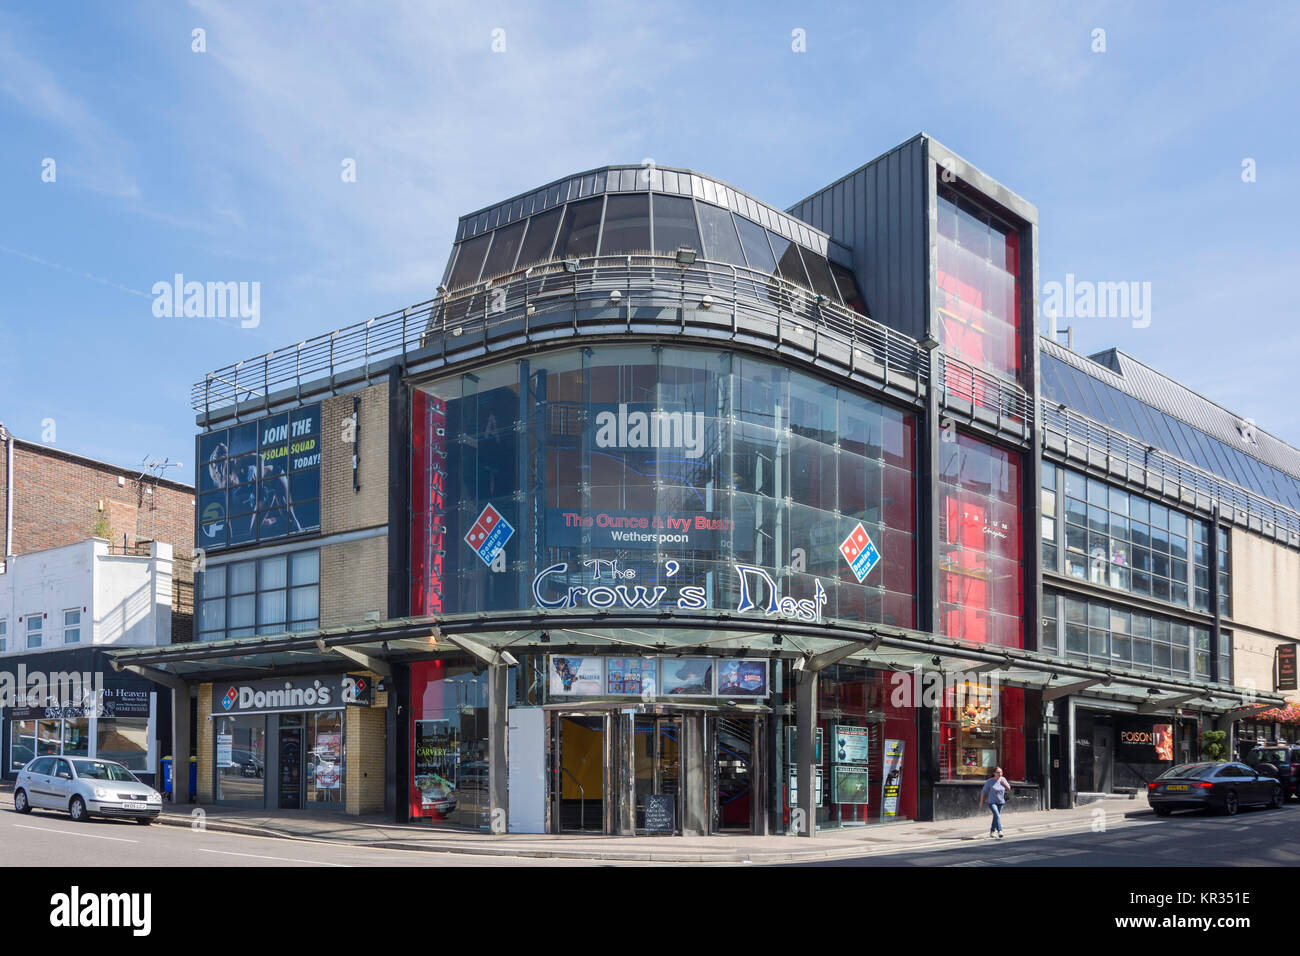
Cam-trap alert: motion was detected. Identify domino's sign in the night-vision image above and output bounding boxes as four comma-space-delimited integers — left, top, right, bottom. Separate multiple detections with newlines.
465, 504, 515, 567
839, 523, 881, 583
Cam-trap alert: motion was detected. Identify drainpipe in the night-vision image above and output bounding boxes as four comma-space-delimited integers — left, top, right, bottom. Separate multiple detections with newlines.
1, 422, 13, 562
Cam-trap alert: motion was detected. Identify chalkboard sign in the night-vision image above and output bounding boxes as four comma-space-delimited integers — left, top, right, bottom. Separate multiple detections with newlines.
644, 793, 675, 834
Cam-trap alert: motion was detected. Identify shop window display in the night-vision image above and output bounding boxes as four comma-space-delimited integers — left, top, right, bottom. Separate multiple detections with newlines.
410, 660, 491, 829
939, 685, 1024, 781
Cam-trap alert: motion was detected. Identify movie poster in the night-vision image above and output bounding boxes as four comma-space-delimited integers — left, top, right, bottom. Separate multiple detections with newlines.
659, 658, 715, 697
606, 658, 657, 696
548, 656, 605, 696
881, 739, 905, 818
715, 659, 768, 697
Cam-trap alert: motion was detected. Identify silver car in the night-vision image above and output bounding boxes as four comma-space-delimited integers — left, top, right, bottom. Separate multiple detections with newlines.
14, 755, 163, 824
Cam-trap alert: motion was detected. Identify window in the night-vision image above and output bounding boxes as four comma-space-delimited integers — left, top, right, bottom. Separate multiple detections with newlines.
935, 183, 1020, 382
96, 718, 149, 771
10, 720, 35, 770
515, 207, 563, 269
696, 202, 746, 267
598, 194, 650, 255
1046, 588, 1200, 679
63, 609, 81, 645
25, 614, 42, 650
554, 197, 603, 259
198, 549, 320, 641
447, 232, 492, 288
651, 194, 701, 255
1046, 466, 1198, 608
479, 219, 527, 280
0, 618, 6, 653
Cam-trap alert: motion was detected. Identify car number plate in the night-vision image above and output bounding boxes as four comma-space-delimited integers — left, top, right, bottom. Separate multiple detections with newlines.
1165, 784, 1188, 791
123, 802, 148, 810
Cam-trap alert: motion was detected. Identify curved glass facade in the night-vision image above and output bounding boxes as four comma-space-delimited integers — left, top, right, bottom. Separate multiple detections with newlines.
443, 184, 864, 314
411, 346, 916, 628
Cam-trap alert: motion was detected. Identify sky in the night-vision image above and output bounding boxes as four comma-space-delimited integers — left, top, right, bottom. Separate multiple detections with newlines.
1, 0, 1298, 486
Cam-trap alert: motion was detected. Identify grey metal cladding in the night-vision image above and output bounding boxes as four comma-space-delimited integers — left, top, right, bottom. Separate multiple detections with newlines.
787, 136, 929, 341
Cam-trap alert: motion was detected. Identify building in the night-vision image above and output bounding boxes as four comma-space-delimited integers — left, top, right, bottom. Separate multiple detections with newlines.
0, 427, 196, 643
111, 134, 1285, 833
1038, 341, 1300, 787
0, 538, 176, 786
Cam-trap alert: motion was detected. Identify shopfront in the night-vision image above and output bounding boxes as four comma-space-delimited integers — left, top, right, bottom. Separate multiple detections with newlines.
1071, 702, 1193, 794
1, 648, 163, 784
208, 673, 368, 811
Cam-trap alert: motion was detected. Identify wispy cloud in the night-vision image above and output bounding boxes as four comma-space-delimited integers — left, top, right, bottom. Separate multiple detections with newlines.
0, 21, 141, 199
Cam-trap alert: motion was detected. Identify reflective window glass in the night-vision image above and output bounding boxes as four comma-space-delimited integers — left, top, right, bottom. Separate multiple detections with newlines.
599, 194, 651, 255
797, 247, 841, 301
651, 194, 701, 255
734, 216, 776, 273
516, 207, 563, 268
555, 198, 604, 258
696, 202, 746, 267
480, 219, 527, 279
829, 262, 866, 313
448, 232, 492, 288
768, 232, 810, 287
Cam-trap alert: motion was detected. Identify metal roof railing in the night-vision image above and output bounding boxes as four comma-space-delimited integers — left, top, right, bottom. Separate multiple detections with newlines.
194, 253, 933, 417
1042, 402, 1300, 537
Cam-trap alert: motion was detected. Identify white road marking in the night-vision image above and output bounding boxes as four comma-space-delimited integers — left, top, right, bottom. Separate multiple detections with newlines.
13, 824, 138, 843
197, 848, 350, 866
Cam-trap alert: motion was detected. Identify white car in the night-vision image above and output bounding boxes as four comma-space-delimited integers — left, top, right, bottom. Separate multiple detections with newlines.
14, 756, 163, 824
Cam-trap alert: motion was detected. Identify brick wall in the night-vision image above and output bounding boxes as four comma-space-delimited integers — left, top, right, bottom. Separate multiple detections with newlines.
322, 382, 389, 536
346, 685, 388, 815
1, 438, 195, 643
320, 536, 388, 627
196, 682, 214, 803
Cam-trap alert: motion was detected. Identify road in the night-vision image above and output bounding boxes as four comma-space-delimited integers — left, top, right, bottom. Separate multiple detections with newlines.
4, 800, 1298, 867
802, 803, 1300, 866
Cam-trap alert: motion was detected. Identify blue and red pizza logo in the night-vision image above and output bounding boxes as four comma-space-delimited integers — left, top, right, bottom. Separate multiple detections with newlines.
221, 687, 238, 711
464, 504, 514, 567
839, 523, 882, 583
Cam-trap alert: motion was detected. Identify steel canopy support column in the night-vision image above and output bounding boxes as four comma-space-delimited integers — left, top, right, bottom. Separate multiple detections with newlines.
795, 667, 817, 837
488, 662, 509, 833
173, 683, 192, 805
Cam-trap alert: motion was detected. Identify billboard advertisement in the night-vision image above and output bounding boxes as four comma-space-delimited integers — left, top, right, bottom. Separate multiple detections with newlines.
1116, 720, 1175, 762
198, 403, 322, 550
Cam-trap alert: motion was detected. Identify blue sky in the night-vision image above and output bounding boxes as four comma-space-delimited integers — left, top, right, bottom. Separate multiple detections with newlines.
1, 1, 1297, 486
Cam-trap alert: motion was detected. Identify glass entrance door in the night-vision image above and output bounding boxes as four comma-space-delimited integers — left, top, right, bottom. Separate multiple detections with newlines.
556, 715, 605, 832
634, 716, 681, 833
715, 716, 756, 832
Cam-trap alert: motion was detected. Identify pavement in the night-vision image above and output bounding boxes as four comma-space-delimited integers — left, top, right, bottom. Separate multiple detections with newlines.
139, 795, 1154, 863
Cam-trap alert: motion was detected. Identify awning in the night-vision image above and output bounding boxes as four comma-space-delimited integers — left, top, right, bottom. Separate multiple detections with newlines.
107, 611, 1280, 716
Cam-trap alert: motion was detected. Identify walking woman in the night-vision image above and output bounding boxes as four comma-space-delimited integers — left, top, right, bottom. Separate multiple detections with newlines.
978, 765, 1012, 838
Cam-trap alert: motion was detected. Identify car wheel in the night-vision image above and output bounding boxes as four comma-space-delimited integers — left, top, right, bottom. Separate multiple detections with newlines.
135, 817, 153, 825
14, 789, 31, 814
1224, 791, 1239, 816
1270, 786, 1284, 809
68, 796, 89, 822
1153, 806, 1172, 817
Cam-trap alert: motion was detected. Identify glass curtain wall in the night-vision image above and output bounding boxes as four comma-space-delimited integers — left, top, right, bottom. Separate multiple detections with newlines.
938, 433, 1023, 648
411, 347, 917, 628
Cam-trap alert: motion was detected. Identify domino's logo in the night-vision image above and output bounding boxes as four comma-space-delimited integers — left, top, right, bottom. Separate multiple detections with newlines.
465, 504, 515, 567
839, 523, 882, 583
221, 687, 237, 711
